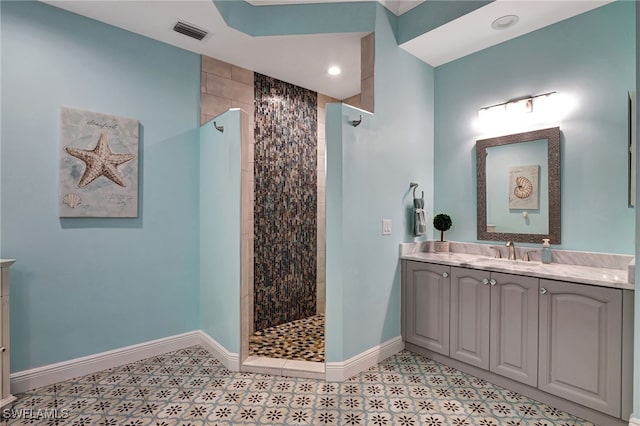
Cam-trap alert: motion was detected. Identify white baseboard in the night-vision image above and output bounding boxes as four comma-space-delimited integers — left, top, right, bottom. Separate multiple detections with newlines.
197, 331, 240, 372
629, 416, 640, 426
10, 330, 238, 394
11, 331, 399, 392
325, 336, 404, 382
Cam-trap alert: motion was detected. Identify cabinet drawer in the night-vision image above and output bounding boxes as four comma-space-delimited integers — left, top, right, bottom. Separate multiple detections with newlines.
0, 268, 8, 297
0, 297, 6, 348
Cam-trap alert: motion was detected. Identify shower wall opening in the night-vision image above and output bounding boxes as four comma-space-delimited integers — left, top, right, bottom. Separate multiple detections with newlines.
251, 73, 325, 362
200, 55, 341, 369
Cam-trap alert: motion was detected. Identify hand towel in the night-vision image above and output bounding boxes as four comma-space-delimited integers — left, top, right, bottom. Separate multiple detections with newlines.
414, 193, 426, 236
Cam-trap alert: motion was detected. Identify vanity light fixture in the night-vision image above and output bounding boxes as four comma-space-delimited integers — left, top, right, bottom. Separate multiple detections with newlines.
478, 92, 557, 119
327, 66, 341, 76
506, 97, 533, 114
491, 14, 519, 31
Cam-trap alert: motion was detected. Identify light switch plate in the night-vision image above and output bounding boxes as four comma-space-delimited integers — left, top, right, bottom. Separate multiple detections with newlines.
382, 219, 392, 235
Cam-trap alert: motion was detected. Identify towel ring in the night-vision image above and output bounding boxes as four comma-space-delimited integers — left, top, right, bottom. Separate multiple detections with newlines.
410, 182, 420, 199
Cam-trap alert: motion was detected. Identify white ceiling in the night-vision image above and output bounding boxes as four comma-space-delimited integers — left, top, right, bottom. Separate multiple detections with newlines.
43, 0, 365, 99
42, 0, 612, 100
400, 0, 613, 67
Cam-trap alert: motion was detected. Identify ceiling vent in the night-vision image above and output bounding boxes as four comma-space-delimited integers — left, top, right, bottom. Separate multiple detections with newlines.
173, 21, 208, 41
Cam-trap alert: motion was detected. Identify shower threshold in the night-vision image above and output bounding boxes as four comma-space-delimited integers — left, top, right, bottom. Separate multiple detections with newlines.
242, 356, 325, 380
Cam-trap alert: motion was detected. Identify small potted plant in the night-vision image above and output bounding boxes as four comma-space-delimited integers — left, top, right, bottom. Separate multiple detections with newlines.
433, 213, 452, 253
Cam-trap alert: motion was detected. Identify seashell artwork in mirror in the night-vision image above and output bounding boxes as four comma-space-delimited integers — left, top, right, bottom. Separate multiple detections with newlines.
514, 176, 533, 199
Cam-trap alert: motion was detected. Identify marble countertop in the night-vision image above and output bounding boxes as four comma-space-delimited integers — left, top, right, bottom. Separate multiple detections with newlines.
401, 243, 633, 291
0, 260, 15, 268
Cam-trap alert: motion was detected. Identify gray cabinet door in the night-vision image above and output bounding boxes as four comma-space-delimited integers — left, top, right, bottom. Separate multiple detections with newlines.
538, 279, 622, 417
489, 272, 538, 387
450, 267, 490, 369
404, 261, 450, 355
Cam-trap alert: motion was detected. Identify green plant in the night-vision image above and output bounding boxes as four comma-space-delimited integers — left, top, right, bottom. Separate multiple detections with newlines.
433, 213, 452, 242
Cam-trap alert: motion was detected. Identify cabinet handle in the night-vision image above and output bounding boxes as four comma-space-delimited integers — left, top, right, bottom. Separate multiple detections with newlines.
442, 272, 449, 278
540, 287, 547, 295
482, 278, 489, 285
489, 279, 497, 286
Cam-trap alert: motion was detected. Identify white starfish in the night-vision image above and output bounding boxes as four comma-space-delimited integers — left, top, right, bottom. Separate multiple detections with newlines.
65, 133, 136, 188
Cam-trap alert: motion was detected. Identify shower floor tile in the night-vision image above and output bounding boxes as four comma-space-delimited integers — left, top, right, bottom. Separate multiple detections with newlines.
249, 313, 324, 362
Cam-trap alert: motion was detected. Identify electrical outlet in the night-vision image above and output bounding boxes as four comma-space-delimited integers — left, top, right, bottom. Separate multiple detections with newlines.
382, 219, 392, 235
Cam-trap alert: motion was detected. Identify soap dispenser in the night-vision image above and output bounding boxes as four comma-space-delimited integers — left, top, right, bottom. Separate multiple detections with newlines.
541, 239, 552, 264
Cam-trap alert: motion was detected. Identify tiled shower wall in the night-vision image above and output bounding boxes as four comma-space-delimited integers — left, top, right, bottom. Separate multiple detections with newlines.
200, 54, 341, 337
254, 74, 318, 331
342, 33, 374, 111
200, 56, 254, 125
316, 95, 332, 316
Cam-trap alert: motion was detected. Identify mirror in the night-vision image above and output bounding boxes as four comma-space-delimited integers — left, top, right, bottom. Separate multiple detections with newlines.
629, 91, 636, 208
477, 127, 561, 244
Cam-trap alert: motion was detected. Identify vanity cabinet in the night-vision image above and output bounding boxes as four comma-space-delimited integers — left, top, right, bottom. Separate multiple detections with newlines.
402, 259, 632, 424
0, 260, 15, 409
403, 261, 450, 355
450, 267, 538, 386
538, 279, 622, 417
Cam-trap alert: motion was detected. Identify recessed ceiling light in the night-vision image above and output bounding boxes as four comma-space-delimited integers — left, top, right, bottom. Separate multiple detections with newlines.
491, 15, 519, 31
327, 66, 341, 76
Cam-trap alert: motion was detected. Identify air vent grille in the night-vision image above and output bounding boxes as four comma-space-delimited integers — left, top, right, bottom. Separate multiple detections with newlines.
173, 21, 207, 41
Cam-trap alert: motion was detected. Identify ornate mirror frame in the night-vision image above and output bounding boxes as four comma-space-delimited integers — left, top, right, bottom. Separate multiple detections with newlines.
477, 127, 561, 244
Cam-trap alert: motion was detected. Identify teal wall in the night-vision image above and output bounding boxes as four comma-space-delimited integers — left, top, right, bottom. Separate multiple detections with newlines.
325, 104, 345, 361
325, 6, 434, 362
1, 1, 201, 371
434, 1, 636, 254
634, 0, 640, 419
200, 112, 242, 353
396, 0, 492, 44
213, 0, 376, 36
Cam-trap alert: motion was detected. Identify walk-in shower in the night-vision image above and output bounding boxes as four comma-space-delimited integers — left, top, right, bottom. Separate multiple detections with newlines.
249, 73, 325, 363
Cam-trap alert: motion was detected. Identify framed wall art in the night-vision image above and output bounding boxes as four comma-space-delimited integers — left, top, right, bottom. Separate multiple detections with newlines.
59, 107, 139, 217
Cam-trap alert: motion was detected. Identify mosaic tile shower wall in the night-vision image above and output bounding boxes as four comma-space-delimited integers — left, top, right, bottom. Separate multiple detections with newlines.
254, 73, 318, 331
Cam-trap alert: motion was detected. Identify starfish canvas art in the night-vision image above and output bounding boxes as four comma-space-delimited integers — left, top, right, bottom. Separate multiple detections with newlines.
65, 133, 135, 188
60, 107, 139, 217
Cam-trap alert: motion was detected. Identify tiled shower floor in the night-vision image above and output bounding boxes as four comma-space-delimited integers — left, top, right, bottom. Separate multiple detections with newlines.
4, 345, 596, 425
249, 313, 325, 362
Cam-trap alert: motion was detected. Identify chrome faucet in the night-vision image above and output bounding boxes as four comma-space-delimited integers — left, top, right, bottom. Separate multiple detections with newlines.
505, 241, 516, 260
489, 246, 502, 259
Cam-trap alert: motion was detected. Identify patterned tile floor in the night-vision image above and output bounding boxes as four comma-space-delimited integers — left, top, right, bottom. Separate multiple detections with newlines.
4, 346, 597, 426
249, 314, 324, 362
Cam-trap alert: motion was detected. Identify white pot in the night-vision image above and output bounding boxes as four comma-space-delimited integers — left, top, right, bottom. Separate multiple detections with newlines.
434, 241, 450, 253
